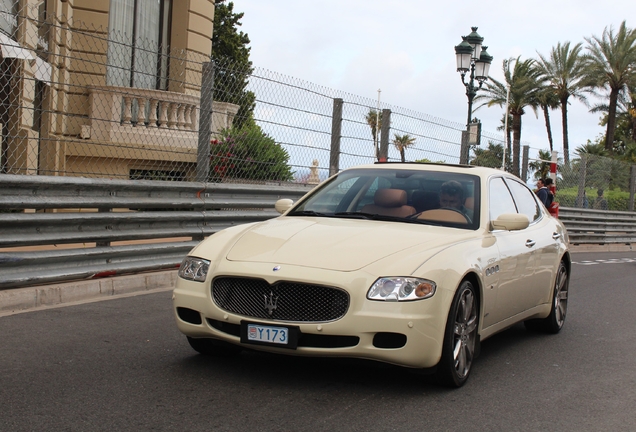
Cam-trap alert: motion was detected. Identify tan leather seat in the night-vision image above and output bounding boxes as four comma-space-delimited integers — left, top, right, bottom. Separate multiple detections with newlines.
361, 189, 416, 218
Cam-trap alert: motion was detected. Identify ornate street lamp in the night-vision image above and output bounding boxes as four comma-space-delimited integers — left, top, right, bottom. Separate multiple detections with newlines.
454, 27, 493, 164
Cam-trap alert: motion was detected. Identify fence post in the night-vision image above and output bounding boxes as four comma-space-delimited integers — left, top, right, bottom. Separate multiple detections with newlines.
196, 61, 215, 182
577, 154, 587, 208
379, 109, 391, 161
630, 165, 636, 212
521, 145, 529, 182
329, 98, 343, 176
460, 131, 469, 165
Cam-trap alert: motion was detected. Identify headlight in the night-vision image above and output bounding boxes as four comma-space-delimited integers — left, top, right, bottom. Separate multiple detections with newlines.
367, 277, 436, 302
178, 256, 210, 282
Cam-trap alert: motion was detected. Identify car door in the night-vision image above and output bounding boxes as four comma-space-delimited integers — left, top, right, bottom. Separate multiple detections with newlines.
505, 178, 560, 309
486, 177, 537, 324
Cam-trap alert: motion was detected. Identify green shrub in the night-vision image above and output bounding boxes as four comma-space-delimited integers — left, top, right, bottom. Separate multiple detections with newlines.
555, 187, 633, 211
209, 121, 294, 182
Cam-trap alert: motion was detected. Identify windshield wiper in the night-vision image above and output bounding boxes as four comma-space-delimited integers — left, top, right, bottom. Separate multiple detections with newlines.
334, 212, 436, 224
333, 211, 375, 219
287, 210, 329, 217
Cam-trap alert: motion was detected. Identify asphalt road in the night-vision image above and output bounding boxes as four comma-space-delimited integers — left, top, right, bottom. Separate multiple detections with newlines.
1, 251, 635, 432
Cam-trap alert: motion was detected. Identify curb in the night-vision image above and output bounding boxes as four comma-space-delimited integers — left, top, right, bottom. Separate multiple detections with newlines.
0, 269, 178, 316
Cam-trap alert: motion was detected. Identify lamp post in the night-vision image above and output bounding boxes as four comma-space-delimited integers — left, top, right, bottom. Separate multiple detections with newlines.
455, 27, 493, 164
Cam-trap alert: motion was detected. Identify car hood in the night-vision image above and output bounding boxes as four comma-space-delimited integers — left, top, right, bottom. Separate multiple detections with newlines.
225, 216, 474, 272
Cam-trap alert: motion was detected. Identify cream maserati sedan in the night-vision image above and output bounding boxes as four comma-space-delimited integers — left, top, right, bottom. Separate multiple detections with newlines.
173, 162, 570, 387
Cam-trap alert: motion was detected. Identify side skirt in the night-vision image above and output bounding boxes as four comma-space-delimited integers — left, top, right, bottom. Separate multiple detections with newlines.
479, 304, 552, 341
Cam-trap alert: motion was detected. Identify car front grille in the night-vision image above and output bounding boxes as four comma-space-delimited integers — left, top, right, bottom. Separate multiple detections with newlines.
211, 277, 349, 323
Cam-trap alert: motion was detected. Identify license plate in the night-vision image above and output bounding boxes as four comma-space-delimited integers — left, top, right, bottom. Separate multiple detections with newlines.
240, 321, 299, 349
248, 324, 288, 344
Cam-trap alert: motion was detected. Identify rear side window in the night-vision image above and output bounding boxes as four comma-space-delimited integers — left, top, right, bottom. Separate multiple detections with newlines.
489, 177, 517, 221
505, 179, 541, 222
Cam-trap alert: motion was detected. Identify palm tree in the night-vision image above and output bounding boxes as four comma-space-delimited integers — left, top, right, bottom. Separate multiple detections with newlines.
470, 142, 510, 170
528, 149, 554, 180
496, 113, 513, 157
392, 134, 416, 162
534, 86, 560, 153
365, 109, 383, 160
535, 42, 590, 165
585, 21, 636, 153
589, 83, 636, 148
475, 57, 544, 176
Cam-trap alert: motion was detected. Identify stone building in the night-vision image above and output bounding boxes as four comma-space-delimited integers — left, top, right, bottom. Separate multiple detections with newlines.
0, 0, 238, 179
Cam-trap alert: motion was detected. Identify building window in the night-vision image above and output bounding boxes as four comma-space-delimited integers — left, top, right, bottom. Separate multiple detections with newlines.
106, 0, 172, 90
0, 0, 18, 36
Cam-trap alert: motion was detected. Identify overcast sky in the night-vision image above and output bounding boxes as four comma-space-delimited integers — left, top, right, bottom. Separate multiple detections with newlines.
235, 0, 632, 160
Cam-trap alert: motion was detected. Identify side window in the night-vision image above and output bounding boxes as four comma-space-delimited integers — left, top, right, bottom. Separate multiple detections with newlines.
310, 177, 357, 211
489, 177, 517, 221
506, 179, 541, 222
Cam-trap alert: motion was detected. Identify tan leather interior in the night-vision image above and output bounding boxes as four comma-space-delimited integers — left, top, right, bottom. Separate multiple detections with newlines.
417, 209, 469, 224
361, 189, 416, 218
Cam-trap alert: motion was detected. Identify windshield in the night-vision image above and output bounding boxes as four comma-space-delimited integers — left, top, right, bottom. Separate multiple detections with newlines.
289, 168, 480, 230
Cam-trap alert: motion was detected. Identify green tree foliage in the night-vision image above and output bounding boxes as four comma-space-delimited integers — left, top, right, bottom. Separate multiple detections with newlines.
552, 186, 631, 210
564, 141, 630, 193
590, 84, 636, 160
534, 42, 589, 164
209, 120, 294, 182
528, 149, 553, 180
475, 57, 543, 177
212, 0, 255, 128
414, 158, 446, 164
392, 134, 416, 162
584, 21, 636, 153
470, 142, 510, 170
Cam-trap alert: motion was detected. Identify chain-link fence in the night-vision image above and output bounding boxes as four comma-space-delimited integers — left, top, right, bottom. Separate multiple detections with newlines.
522, 144, 636, 212
0, 3, 511, 185
2, 2, 634, 211
557, 153, 636, 211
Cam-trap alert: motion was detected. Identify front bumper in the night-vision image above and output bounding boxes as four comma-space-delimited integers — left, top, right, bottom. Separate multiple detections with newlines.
173, 262, 453, 369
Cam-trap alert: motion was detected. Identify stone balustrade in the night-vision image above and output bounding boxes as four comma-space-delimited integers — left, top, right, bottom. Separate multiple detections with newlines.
83, 86, 239, 163
117, 87, 200, 131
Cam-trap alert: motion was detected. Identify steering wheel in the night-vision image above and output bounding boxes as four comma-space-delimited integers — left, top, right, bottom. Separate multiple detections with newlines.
411, 207, 472, 224
439, 207, 472, 224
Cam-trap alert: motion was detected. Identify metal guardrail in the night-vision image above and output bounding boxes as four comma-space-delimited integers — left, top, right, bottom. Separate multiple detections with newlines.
559, 207, 636, 245
0, 175, 312, 289
1, 175, 634, 290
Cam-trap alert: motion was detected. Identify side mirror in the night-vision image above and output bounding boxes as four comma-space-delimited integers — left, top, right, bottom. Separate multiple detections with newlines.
275, 199, 294, 214
491, 213, 529, 231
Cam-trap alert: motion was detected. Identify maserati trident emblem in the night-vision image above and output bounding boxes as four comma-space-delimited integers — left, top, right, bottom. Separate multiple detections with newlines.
264, 291, 278, 316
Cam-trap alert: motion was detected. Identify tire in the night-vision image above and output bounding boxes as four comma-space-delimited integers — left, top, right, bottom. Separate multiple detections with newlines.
524, 261, 569, 334
435, 280, 479, 388
186, 336, 243, 356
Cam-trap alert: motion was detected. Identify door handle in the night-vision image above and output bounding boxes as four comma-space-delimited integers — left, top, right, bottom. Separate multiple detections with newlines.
552, 232, 561, 240
525, 239, 536, 248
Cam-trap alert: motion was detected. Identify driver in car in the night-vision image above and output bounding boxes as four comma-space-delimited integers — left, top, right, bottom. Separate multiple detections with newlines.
439, 180, 473, 221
